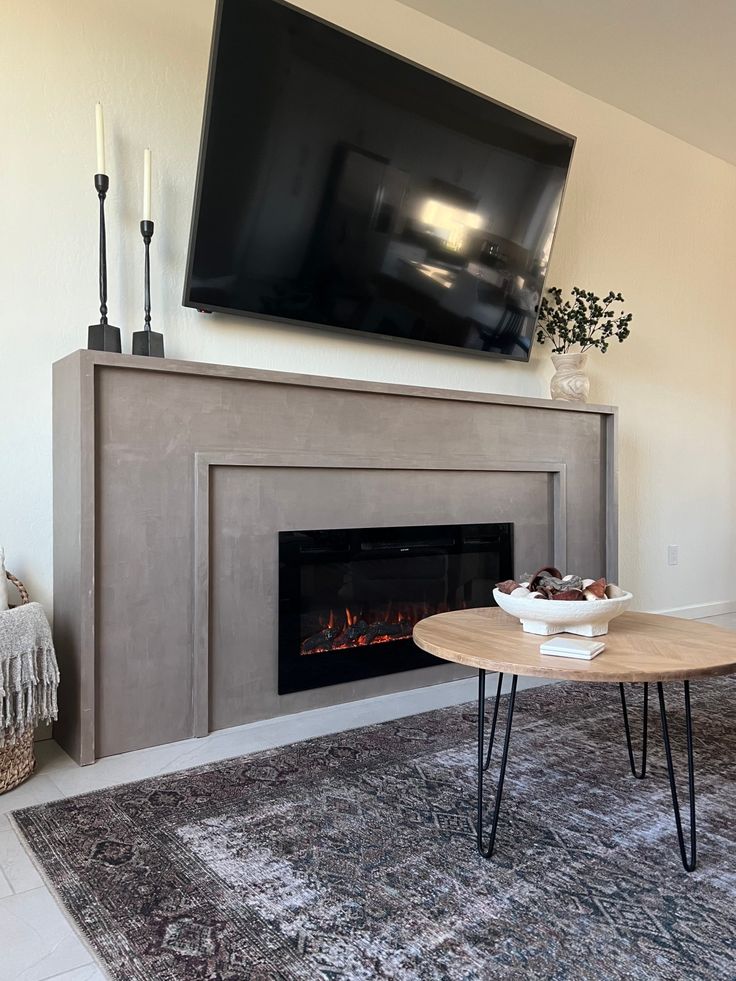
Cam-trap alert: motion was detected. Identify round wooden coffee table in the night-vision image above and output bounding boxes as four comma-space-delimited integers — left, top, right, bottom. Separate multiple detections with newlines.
413, 607, 736, 871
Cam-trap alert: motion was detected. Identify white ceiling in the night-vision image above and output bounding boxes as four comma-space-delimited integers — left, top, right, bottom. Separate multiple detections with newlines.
398, 0, 736, 166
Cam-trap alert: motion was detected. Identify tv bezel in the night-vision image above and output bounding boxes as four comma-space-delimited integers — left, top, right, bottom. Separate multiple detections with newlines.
182, 0, 577, 364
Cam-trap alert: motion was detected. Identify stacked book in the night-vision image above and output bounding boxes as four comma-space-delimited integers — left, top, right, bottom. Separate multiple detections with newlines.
539, 637, 605, 660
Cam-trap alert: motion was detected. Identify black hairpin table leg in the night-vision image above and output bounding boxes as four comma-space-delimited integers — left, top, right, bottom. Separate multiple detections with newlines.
620, 682, 649, 778
477, 669, 517, 858
657, 681, 696, 871
483, 671, 504, 771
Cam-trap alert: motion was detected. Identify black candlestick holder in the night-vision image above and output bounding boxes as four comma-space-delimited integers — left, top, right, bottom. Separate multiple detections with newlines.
132, 220, 164, 357
87, 173, 122, 352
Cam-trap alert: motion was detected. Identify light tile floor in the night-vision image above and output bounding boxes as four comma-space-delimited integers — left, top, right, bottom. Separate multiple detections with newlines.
0, 614, 733, 980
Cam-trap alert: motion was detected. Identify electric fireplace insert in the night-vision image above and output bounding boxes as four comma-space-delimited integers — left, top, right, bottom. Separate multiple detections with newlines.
278, 522, 513, 694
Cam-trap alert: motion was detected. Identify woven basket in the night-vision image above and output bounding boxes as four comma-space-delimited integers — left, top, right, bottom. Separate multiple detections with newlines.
0, 572, 36, 794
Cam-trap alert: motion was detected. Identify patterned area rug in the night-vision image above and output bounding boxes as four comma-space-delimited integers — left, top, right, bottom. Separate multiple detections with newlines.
12, 679, 736, 980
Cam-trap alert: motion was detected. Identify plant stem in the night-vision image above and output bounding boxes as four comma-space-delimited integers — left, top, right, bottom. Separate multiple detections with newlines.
580, 296, 614, 352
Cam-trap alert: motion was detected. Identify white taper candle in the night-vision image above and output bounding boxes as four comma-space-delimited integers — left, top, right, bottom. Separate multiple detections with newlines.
95, 102, 106, 174
143, 148, 152, 221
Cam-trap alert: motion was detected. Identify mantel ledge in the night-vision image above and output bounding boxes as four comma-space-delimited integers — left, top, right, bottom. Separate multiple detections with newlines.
59, 349, 617, 416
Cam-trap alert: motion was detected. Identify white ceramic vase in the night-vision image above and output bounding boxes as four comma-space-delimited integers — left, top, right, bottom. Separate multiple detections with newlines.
550, 352, 590, 402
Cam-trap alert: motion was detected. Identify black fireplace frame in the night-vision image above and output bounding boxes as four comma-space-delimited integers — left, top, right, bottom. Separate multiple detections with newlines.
278, 522, 513, 695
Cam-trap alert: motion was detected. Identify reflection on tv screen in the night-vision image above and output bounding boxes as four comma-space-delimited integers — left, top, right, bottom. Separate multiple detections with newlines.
185, 0, 575, 362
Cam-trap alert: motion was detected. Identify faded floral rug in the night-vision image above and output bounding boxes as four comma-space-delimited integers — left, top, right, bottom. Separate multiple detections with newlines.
12, 679, 736, 980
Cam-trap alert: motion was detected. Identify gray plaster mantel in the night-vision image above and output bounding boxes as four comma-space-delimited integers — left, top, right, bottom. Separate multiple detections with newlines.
53, 350, 617, 764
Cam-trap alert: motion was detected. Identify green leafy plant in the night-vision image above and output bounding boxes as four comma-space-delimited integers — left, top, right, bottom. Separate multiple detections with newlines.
536, 287, 633, 354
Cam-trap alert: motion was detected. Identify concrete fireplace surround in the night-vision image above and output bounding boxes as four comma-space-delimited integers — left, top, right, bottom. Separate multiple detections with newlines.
53, 350, 617, 764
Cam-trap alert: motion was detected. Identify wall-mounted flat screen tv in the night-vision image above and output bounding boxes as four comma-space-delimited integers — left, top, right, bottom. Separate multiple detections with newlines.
184, 0, 575, 362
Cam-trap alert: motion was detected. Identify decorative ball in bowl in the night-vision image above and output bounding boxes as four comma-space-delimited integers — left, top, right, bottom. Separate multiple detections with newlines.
493, 567, 633, 637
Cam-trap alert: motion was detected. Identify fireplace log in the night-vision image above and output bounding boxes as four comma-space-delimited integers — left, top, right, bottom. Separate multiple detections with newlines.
301, 613, 418, 654
344, 619, 369, 643
302, 626, 341, 652
365, 620, 407, 644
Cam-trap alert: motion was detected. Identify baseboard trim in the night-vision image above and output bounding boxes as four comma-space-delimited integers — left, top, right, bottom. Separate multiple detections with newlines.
64, 675, 548, 774
650, 600, 736, 620
203, 674, 549, 753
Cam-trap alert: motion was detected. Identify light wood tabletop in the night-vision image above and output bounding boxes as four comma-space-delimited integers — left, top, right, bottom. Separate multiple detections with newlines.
413, 607, 736, 683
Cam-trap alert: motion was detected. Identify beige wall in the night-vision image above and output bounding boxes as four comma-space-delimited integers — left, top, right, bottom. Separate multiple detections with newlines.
2, 0, 735, 616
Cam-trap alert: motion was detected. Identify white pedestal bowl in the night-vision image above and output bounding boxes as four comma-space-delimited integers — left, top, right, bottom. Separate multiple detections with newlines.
492, 588, 633, 637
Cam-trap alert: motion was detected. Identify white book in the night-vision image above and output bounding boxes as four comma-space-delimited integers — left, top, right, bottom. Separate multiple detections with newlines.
539, 637, 605, 660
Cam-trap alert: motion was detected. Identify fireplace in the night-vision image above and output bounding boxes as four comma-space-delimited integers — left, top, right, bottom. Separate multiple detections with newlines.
278, 522, 513, 694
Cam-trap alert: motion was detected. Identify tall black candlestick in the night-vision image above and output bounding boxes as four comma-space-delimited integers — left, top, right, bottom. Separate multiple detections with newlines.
132, 220, 164, 357
87, 173, 121, 352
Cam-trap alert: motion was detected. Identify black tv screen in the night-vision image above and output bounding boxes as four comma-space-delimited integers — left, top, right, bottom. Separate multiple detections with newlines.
184, 0, 575, 361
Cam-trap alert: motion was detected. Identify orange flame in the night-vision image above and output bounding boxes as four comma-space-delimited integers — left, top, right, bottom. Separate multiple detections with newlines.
303, 601, 454, 656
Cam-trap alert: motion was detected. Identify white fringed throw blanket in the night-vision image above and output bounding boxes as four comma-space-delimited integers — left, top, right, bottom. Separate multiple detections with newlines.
0, 602, 59, 747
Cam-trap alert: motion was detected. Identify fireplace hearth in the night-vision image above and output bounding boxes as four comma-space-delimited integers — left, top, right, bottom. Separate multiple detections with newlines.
278, 522, 513, 694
